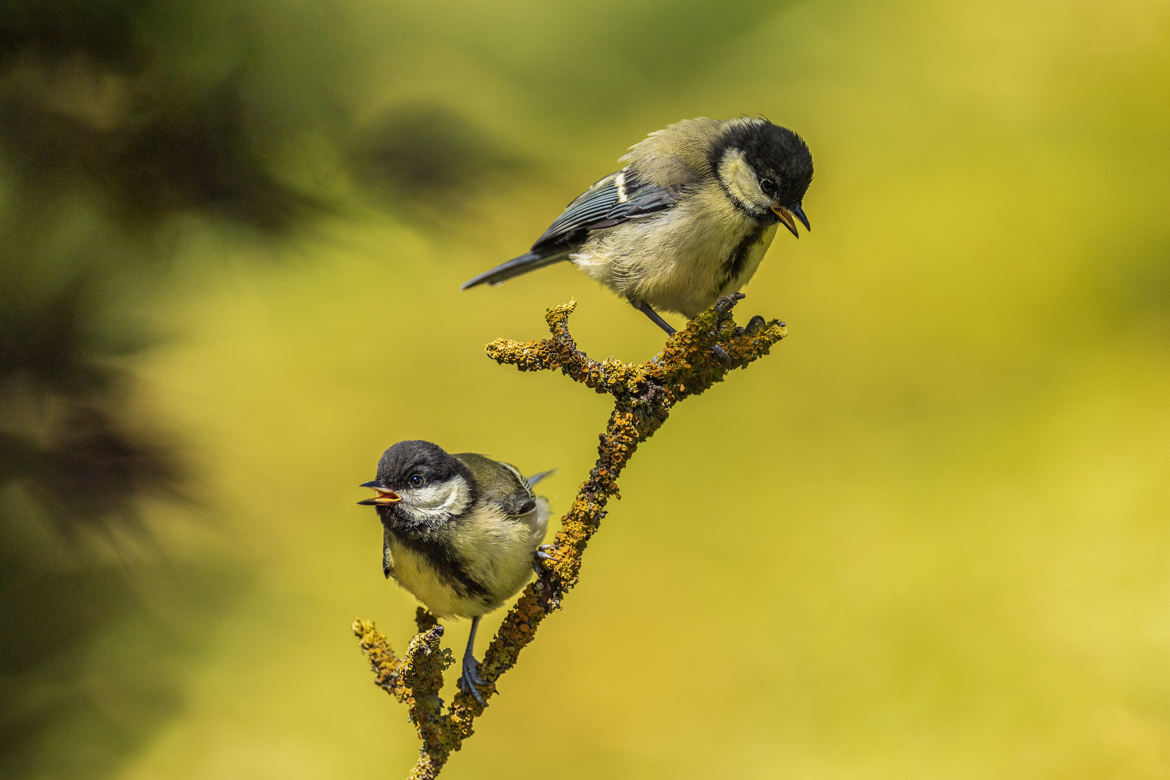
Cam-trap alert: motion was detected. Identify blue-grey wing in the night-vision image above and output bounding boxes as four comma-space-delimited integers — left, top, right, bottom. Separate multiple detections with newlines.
531, 168, 678, 253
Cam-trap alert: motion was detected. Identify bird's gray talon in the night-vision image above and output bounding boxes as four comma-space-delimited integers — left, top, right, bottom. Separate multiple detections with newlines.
736, 314, 767, 336
533, 544, 558, 576
715, 292, 746, 316
455, 614, 491, 705
459, 654, 488, 706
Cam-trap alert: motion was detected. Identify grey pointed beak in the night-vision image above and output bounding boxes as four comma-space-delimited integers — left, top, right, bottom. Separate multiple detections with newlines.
771, 203, 810, 238
790, 203, 811, 232
357, 480, 402, 506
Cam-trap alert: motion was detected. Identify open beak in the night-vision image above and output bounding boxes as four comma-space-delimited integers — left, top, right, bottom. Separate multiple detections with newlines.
357, 480, 402, 506
771, 203, 811, 238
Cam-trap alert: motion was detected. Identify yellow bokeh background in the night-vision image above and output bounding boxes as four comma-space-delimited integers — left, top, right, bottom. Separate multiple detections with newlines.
5, 0, 1170, 777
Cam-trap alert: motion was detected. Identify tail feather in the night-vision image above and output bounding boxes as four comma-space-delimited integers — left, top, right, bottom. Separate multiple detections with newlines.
525, 469, 556, 489
460, 251, 569, 290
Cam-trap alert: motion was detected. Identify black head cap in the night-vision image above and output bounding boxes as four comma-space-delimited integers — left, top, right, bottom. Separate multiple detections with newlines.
372, 440, 470, 492
712, 119, 814, 209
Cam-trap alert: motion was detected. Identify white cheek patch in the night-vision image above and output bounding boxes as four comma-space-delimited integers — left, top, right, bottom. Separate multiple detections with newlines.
401, 477, 472, 520
718, 148, 768, 212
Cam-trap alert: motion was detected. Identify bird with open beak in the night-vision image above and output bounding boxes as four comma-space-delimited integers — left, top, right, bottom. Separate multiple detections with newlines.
462, 116, 813, 339
358, 440, 552, 705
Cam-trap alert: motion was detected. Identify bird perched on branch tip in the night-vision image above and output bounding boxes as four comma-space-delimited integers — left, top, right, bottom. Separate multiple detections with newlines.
462, 116, 813, 338
358, 440, 553, 706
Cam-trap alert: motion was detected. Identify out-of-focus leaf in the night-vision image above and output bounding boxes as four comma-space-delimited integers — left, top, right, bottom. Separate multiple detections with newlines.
349, 102, 527, 219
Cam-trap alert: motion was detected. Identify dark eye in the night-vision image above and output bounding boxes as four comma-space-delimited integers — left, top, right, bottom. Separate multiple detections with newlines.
758, 177, 777, 198
408, 474, 426, 488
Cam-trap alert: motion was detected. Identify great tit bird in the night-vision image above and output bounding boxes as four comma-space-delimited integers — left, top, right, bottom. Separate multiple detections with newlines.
461, 116, 813, 337
357, 440, 552, 705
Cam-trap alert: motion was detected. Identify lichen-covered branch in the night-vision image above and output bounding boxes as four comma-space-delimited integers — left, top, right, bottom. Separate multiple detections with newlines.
354, 295, 786, 779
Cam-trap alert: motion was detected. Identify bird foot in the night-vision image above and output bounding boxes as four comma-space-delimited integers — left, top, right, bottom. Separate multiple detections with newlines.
458, 652, 489, 706
707, 292, 747, 364
734, 314, 769, 336
532, 544, 558, 575
714, 291, 746, 315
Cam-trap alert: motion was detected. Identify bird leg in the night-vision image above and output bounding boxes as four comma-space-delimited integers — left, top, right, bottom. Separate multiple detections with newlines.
457, 615, 488, 706
632, 300, 731, 364
633, 299, 677, 336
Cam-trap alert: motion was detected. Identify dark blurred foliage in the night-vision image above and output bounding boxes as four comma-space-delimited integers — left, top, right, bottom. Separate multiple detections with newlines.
350, 102, 526, 222
0, 2, 517, 776
0, 0, 516, 532
0, 25, 316, 232
0, 0, 150, 72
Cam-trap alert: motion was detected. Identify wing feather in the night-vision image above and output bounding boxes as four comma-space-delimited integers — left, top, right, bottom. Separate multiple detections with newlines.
531, 169, 678, 252
454, 453, 539, 518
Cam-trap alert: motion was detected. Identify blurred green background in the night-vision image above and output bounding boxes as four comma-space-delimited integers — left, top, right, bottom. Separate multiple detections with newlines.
2, 0, 1168, 777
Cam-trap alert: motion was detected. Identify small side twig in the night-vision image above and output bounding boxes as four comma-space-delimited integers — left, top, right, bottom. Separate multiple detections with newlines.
354, 295, 786, 779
